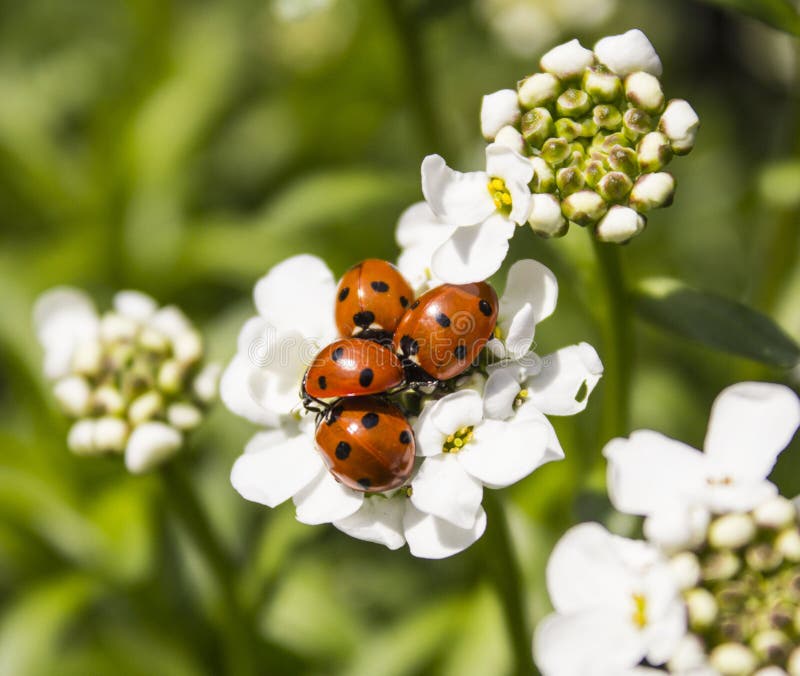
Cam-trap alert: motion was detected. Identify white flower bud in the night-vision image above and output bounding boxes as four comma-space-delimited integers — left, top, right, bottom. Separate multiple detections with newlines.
167, 402, 203, 430
776, 527, 800, 562
752, 630, 791, 663
518, 72, 560, 109
93, 385, 125, 416
494, 125, 525, 153
138, 327, 169, 353
754, 668, 789, 676
637, 131, 673, 173
94, 416, 129, 452
561, 190, 607, 226
659, 99, 699, 154
172, 330, 203, 365
53, 376, 91, 417
128, 391, 164, 425
595, 205, 645, 243
100, 313, 139, 343
625, 72, 665, 114
630, 172, 675, 211
540, 39, 594, 80
686, 587, 718, 630
113, 290, 157, 322
709, 643, 758, 676
582, 69, 622, 102
788, 646, 800, 676
668, 634, 707, 672
158, 359, 184, 394
528, 193, 567, 237
193, 363, 220, 403
480, 89, 521, 140
708, 513, 756, 549
72, 339, 103, 376
125, 421, 182, 474
754, 496, 797, 529
669, 551, 701, 590
594, 29, 663, 77
67, 420, 97, 455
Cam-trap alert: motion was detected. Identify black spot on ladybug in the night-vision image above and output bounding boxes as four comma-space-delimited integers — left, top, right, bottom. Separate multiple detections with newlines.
479, 299, 492, 316
362, 412, 379, 429
410, 299, 420, 309
353, 311, 375, 328
326, 404, 344, 425
335, 441, 351, 459
400, 295, 409, 308
357, 478, 372, 489
454, 344, 467, 360
359, 368, 374, 388
399, 335, 419, 356
331, 347, 344, 362
399, 430, 411, 444
436, 312, 451, 328
371, 281, 389, 292
317, 375, 327, 390
338, 287, 350, 302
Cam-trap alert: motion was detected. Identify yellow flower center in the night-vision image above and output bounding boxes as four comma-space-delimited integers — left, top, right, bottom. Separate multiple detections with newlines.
493, 325, 504, 340
514, 389, 529, 408
488, 177, 512, 215
443, 426, 474, 453
632, 593, 648, 629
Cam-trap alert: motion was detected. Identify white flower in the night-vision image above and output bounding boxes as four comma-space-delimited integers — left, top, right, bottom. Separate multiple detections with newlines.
420, 143, 533, 284
220, 254, 338, 425
604, 382, 800, 550
533, 523, 687, 676
593, 29, 663, 77
480, 89, 521, 140
410, 389, 551, 529
394, 202, 454, 294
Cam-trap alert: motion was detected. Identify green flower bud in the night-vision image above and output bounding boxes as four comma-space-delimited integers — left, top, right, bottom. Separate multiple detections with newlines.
518, 72, 560, 109
557, 167, 585, 195
709, 514, 757, 550
93, 384, 126, 416
622, 108, 654, 142
709, 643, 758, 676
789, 647, 800, 676
158, 359, 184, 395
530, 157, 555, 192
556, 88, 591, 118
541, 137, 571, 165
561, 190, 607, 226
630, 172, 676, 211
555, 117, 581, 142
582, 68, 622, 102
138, 327, 169, 354
754, 497, 797, 530
597, 171, 633, 202
638, 131, 673, 173
521, 108, 555, 148
752, 630, 791, 664
128, 390, 164, 425
625, 71, 665, 114
746, 543, 783, 573
593, 104, 622, 131
598, 131, 632, 151
607, 145, 639, 176
703, 550, 742, 582
583, 160, 606, 188
686, 587, 718, 630
776, 528, 800, 562
577, 117, 598, 138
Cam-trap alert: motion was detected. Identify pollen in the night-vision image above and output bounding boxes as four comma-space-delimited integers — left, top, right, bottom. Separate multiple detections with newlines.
493, 326, 504, 340
443, 426, 474, 453
631, 593, 648, 629
487, 177, 513, 214
514, 389, 529, 408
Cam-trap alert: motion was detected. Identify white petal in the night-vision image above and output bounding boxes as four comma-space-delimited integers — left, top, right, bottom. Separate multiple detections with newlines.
513, 402, 565, 465
643, 578, 688, 665
493, 125, 525, 154
293, 469, 363, 525
125, 422, 183, 474
659, 99, 699, 153
413, 399, 447, 457
53, 376, 92, 417
526, 343, 603, 415
534, 609, 645, 676
484, 366, 523, 420
410, 454, 483, 529
458, 417, 549, 488
703, 381, 800, 481
113, 290, 158, 322
644, 503, 709, 551
500, 258, 558, 336
403, 503, 486, 559
480, 89, 521, 140
503, 304, 537, 359
596, 205, 646, 243
230, 430, 322, 507
539, 38, 595, 79
253, 254, 337, 340
594, 29, 663, 77
395, 201, 454, 248
429, 390, 485, 435
703, 479, 778, 514
505, 179, 532, 225
421, 155, 494, 227
485, 143, 534, 188
431, 215, 514, 284
333, 496, 407, 550
147, 306, 192, 341
219, 354, 280, 426
604, 430, 707, 516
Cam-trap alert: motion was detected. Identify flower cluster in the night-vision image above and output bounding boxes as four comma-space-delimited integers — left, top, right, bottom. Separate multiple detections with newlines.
534, 382, 800, 676
399, 29, 699, 287
223, 254, 602, 559
34, 288, 219, 473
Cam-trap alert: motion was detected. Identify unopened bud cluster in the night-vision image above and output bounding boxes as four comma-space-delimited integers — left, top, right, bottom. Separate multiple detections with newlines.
481, 30, 699, 243
675, 497, 800, 676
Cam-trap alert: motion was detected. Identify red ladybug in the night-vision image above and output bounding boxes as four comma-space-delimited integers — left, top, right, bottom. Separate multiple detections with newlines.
393, 282, 498, 381
303, 338, 404, 400
315, 397, 415, 492
335, 259, 414, 338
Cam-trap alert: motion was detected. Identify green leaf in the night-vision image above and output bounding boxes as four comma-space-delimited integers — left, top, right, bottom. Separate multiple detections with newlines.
634, 277, 800, 368
701, 0, 800, 35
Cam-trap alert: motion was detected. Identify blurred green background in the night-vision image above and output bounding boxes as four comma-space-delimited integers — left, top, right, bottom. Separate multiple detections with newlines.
1, 0, 799, 674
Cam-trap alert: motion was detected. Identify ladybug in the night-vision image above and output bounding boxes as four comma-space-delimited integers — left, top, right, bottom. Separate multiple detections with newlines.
315, 397, 415, 492
393, 282, 499, 381
303, 338, 404, 401
335, 259, 414, 338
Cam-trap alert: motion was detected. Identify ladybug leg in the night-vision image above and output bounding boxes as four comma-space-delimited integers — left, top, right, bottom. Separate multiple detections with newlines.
299, 388, 330, 416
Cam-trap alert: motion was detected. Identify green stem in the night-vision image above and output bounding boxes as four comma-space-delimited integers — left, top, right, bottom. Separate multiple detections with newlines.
482, 492, 535, 676
161, 462, 258, 676
590, 237, 633, 449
